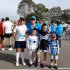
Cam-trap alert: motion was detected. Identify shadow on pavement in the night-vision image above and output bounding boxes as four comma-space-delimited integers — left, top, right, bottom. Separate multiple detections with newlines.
0, 53, 29, 66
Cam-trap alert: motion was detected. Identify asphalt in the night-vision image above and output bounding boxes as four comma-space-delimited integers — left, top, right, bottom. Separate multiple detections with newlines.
0, 39, 70, 70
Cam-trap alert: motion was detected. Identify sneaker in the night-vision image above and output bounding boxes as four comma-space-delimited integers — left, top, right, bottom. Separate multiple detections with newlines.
53, 66, 58, 70
22, 62, 26, 66
29, 61, 33, 65
43, 63, 46, 68
1, 48, 5, 51
16, 63, 19, 66
8, 48, 13, 51
37, 62, 40, 67
49, 65, 53, 69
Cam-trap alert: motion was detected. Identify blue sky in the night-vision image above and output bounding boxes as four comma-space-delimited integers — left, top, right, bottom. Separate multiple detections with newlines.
0, 0, 70, 20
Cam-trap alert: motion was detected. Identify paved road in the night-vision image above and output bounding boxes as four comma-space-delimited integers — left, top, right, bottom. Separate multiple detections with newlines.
0, 39, 70, 70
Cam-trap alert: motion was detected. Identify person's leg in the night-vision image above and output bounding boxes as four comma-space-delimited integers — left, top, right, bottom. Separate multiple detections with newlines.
21, 48, 26, 65
16, 48, 21, 66
29, 50, 33, 65
53, 55, 58, 69
43, 52, 47, 64
9, 37, 12, 47
36, 50, 40, 66
54, 55, 58, 66
50, 55, 54, 66
32, 50, 36, 64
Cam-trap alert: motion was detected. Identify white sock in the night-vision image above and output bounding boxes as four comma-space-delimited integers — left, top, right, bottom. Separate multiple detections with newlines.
55, 63, 57, 66
21, 52, 25, 63
16, 52, 20, 63
51, 63, 53, 66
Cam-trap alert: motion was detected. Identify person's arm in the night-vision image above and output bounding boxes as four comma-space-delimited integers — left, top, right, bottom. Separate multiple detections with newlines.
26, 37, 30, 49
57, 40, 60, 54
49, 45, 51, 55
13, 27, 17, 39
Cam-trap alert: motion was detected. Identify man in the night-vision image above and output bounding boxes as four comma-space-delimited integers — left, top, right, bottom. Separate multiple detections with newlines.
56, 20, 63, 48
3, 17, 13, 51
0, 21, 4, 50
26, 16, 41, 35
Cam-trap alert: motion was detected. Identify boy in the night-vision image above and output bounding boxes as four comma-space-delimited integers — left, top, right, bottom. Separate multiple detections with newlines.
27, 28, 38, 65
37, 24, 49, 67
49, 33, 59, 69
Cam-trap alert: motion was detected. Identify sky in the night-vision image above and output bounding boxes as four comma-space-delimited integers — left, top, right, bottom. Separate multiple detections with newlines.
0, 0, 70, 20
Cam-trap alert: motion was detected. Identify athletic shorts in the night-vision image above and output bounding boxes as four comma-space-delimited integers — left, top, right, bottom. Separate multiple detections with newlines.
51, 55, 58, 60
14, 41, 26, 49
0, 35, 4, 40
4, 33, 12, 38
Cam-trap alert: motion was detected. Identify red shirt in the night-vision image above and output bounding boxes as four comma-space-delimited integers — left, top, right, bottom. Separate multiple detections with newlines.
0, 21, 3, 35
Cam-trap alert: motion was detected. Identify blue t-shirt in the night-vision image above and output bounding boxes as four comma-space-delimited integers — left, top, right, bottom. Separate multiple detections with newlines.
56, 24, 63, 36
26, 22, 41, 34
49, 40, 59, 55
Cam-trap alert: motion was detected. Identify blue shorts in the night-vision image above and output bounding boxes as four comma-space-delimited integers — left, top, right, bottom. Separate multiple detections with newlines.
51, 48, 58, 55
14, 41, 26, 49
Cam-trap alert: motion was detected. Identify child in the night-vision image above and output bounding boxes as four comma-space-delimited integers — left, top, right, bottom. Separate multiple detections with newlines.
37, 24, 49, 67
49, 33, 59, 69
27, 28, 38, 65
13, 17, 28, 66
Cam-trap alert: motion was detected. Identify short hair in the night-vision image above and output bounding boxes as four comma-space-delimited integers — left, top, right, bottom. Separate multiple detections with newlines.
42, 24, 47, 28
5, 17, 9, 21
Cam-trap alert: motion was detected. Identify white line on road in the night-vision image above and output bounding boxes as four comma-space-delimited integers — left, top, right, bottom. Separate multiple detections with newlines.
0, 68, 70, 70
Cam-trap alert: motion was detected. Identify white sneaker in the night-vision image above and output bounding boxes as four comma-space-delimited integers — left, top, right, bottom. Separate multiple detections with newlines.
8, 48, 13, 51
2, 48, 5, 51
16, 63, 19, 66
29, 61, 33, 65
22, 62, 26, 66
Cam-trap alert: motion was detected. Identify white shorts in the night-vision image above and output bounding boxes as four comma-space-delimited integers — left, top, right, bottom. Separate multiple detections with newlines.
39, 50, 48, 53
51, 55, 58, 60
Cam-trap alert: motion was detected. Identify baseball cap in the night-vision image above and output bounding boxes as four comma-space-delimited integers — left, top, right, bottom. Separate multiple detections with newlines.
51, 33, 56, 38
31, 16, 36, 20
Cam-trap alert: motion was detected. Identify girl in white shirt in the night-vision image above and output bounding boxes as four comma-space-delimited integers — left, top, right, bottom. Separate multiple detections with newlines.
13, 17, 28, 66
27, 28, 38, 65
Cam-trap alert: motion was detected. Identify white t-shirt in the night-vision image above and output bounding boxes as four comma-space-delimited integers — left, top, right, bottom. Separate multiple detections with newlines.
27, 35, 38, 50
3, 21, 13, 34
13, 25, 27, 41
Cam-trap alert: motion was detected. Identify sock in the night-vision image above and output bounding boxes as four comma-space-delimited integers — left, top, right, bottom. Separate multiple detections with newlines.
21, 52, 25, 63
16, 52, 20, 63
54, 63, 57, 66
51, 63, 53, 66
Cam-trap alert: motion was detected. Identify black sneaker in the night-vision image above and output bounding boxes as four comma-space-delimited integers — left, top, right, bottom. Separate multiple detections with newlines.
49, 65, 53, 69
53, 66, 58, 70
43, 63, 46, 67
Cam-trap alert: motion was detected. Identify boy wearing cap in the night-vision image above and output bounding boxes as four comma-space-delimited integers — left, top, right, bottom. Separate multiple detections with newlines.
49, 33, 59, 69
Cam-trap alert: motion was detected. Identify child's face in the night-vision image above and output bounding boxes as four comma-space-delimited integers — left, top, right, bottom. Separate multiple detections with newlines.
52, 37, 56, 40
32, 30, 36, 35
43, 26, 47, 32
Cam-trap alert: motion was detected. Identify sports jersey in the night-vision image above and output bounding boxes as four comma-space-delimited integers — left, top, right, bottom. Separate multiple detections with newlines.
13, 25, 27, 41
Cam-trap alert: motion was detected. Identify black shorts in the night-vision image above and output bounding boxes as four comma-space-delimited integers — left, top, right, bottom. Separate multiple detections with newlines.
14, 41, 26, 49
0, 35, 4, 40
40, 40, 49, 51
4, 33, 12, 38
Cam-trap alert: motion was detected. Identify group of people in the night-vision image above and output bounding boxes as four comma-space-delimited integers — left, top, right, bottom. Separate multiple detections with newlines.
0, 16, 63, 69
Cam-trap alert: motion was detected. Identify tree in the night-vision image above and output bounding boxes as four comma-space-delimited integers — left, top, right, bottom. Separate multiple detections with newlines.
17, 0, 35, 17
62, 9, 70, 23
